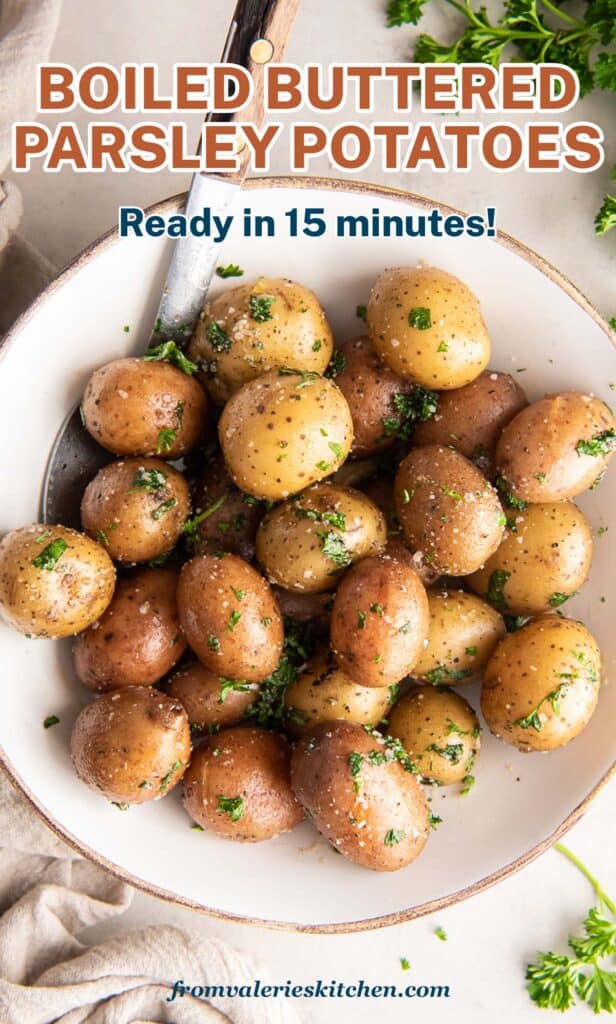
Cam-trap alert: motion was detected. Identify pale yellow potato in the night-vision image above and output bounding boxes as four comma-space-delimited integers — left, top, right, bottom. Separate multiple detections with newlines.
367, 267, 490, 389
189, 277, 333, 403
412, 589, 506, 684
256, 483, 386, 593
0, 523, 115, 638
469, 502, 592, 615
218, 370, 354, 501
496, 393, 615, 504
394, 445, 505, 576
389, 686, 480, 785
481, 616, 601, 752
283, 651, 393, 736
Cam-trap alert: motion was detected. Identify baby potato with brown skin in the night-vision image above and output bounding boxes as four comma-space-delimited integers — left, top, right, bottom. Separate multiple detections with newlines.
189, 277, 333, 404
394, 445, 505, 576
291, 721, 429, 871
73, 568, 186, 692
333, 335, 414, 457
0, 524, 115, 638
469, 502, 592, 616
70, 686, 190, 804
389, 687, 480, 786
165, 660, 258, 734
218, 370, 354, 501
256, 483, 387, 594
81, 458, 190, 563
367, 267, 490, 390
178, 552, 283, 682
330, 550, 429, 688
412, 589, 505, 684
272, 587, 332, 624
496, 393, 616, 504
81, 357, 208, 458
183, 727, 303, 841
188, 451, 264, 562
412, 370, 528, 477
481, 616, 601, 752
283, 651, 393, 737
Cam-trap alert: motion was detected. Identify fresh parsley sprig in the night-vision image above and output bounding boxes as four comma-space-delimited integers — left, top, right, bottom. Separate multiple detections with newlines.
386, 0, 616, 234
526, 843, 616, 1014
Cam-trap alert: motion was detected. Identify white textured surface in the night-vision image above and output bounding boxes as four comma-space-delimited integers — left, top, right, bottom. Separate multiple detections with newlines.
3, 0, 615, 1019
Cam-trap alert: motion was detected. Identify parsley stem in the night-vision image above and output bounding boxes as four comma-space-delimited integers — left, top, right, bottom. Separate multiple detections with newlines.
554, 843, 616, 917
538, 0, 584, 29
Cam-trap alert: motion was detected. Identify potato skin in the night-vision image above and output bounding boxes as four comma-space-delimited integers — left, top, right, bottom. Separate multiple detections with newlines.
412, 589, 505, 684
284, 651, 392, 736
256, 483, 386, 594
183, 727, 303, 841
177, 553, 283, 682
412, 370, 528, 476
330, 551, 429, 688
189, 277, 333, 404
272, 587, 332, 623
0, 524, 115, 638
70, 686, 190, 803
389, 687, 480, 785
496, 393, 616, 503
73, 568, 186, 692
165, 659, 258, 733
367, 267, 490, 390
218, 370, 354, 501
188, 451, 264, 562
394, 445, 505, 576
81, 357, 208, 458
81, 457, 190, 564
291, 722, 429, 871
469, 502, 592, 616
333, 335, 413, 457
481, 616, 601, 752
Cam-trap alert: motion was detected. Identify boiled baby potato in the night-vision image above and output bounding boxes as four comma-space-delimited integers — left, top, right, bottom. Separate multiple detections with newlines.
166, 660, 258, 734
177, 552, 283, 681
256, 483, 386, 593
188, 451, 265, 562
469, 502, 592, 616
481, 615, 601, 752
81, 357, 208, 458
291, 721, 429, 871
283, 651, 393, 736
0, 524, 115, 638
189, 277, 333, 403
496, 392, 616, 504
412, 370, 528, 477
81, 457, 190, 563
333, 335, 414, 457
330, 550, 429, 688
73, 568, 186, 692
183, 726, 303, 841
367, 266, 490, 390
394, 445, 505, 576
412, 589, 505, 684
389, 686, 480, 786
71, 686, 190, 804
218, 369, 354, 501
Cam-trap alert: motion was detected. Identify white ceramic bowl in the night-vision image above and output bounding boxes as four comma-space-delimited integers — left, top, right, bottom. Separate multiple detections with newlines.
0, 178, 614, 932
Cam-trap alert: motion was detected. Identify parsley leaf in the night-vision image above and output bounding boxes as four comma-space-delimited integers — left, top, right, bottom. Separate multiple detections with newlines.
576, 429, 616, 457
32, 538, 68, 571
217, 794, 244, 821
206, 321, 232, 353
144, 341, 198, 376
408, 306, 432, 330
249, 294, 275, 322
216, 264, 244, 278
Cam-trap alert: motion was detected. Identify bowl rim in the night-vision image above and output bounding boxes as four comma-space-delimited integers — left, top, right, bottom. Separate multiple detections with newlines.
0, 174, 614, 934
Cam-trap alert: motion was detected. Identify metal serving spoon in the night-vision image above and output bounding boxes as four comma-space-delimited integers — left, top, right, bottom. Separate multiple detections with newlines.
42, 0, 300, 527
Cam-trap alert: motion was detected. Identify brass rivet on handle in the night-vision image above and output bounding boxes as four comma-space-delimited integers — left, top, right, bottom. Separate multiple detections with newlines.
250, 37, 275, 64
